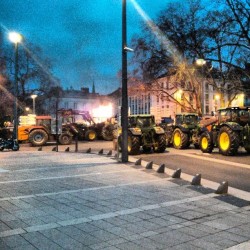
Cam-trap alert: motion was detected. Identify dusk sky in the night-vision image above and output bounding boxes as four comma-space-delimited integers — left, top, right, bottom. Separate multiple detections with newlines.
1, 0, 172, 94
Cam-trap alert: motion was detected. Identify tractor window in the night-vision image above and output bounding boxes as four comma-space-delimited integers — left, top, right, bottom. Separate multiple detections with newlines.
219, 110, 231, 123
231, 110, 239, 122
129, 117, 136, 127
239, 110, 250, 124
175, 116, 183, 124
37, 119, 51, 129
184, 115, 198, 124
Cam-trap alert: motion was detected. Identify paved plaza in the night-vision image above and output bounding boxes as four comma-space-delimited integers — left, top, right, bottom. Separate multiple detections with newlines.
0, 146, 250, 249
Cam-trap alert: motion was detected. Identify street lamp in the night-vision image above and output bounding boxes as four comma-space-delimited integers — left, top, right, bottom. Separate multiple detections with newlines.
121, 0, 128, 162
8, 31, 22, 140
196, 59, 206, 116
31, 94, 38, 114
25, 107, 30, 114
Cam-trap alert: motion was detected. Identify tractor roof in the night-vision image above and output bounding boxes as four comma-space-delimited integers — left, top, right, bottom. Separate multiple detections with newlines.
218, 106, 250, 111
176, 113, 199, 116
129, 114, 154, 118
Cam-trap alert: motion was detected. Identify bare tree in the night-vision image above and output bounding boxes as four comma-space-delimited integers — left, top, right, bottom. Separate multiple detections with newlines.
130, 0, 249, 109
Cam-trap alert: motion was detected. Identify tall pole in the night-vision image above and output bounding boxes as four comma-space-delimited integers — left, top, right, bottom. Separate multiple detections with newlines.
31, 95, 37, 114
33, 98, 35, 114
13, 42, 19, 140
121, 0, 128, 162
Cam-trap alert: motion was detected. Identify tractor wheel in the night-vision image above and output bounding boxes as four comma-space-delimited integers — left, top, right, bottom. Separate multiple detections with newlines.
85, 130, 97, 141
29, 129, 48, 147
172, 128, 189, 149
200, 132, 214, 153
101, 127, 113, 141
218, 126, 239, 156
153, 134, 166, 153
59, 133, 72, 145
128, 134, 140, 155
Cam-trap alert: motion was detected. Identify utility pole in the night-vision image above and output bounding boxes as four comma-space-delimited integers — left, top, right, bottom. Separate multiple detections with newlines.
121, 0, 128, 162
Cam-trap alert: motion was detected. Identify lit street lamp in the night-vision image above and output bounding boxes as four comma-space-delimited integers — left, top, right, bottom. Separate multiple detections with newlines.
31, 94, 38, 114
9, 31, 22, 140
25, 107, 30, 114
196, 59, 206, 116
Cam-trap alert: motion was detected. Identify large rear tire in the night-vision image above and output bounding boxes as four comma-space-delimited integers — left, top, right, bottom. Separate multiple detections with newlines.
153, 134, 166, 153
29, 129, 48, 147
172, 128, 189, 149
218, 126, 239, 156
128, 135, 140, 155
200, 132, 214, 153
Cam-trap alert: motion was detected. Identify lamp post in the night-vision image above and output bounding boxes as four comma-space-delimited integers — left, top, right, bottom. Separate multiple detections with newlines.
121, 0, 128, 162
31, 94, 38, 114
196, 59, 206, 116
9, 32, 22, 140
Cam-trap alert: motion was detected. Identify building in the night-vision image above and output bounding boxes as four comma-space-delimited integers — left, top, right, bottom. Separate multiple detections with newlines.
124, 76, 242, 123
44, 85, 116, 123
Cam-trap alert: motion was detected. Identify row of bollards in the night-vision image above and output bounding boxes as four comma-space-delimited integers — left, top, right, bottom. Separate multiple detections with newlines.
39, 146, 228, 195
134, 158, 228, 195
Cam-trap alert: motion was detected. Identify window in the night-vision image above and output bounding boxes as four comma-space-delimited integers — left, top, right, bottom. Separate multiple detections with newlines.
64, 102, 68, 109
74, 102, 78, 109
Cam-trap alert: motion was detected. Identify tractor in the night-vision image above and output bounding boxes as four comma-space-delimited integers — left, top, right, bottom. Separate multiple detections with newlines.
164, 113, 201, 149
59, 109, 117, 141
119, 114, 166, 155
199, 107, 250, 155
18, 115, 73, 146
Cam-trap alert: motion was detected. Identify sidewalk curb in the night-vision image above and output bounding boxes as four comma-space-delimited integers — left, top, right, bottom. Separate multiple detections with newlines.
128, 155, 250, 202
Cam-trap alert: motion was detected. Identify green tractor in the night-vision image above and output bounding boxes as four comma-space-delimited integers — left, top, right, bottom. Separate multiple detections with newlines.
199, 107, 250, 155
164, 113, 201, 149
119, 115, 166, 155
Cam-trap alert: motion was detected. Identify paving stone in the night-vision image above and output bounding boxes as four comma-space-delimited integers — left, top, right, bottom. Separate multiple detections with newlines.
22, 231, 63, 250
40, 228, 86, 249
148, 230, 195, 247
1, 234, 30, 248
187, 238, 223, 249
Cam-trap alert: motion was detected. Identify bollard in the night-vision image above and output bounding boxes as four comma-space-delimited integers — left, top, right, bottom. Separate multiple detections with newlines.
86, 148, 91, 153
157, 164, 165, 173
52, 146, 56, 151
172, 168, 181, 178
145, 161, 153, 169
191, 174, 201, 185
65, 147, 70, 152
135, 158, 142, 166
215, 181, 228, 194
98, 149, 103, 155
107, 150, 112, 156
38, 147, 42, 151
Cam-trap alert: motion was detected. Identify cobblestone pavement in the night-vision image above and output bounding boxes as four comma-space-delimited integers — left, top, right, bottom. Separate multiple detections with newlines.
0, 146, 249, 249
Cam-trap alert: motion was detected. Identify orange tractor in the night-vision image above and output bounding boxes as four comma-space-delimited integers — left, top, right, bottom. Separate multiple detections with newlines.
18, 115, 73, 146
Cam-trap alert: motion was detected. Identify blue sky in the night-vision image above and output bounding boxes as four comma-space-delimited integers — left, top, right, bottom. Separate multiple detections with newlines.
1, 0, 171, 94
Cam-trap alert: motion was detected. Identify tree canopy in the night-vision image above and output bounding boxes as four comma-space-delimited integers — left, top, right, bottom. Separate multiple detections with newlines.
131, 0, 250, 111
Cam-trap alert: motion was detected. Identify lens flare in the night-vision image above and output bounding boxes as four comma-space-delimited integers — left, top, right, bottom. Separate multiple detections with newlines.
130, 0, 183, 64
